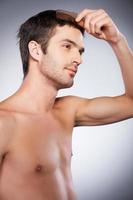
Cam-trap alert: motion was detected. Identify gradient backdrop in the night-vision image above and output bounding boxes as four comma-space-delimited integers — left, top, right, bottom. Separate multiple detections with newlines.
0, 0, 133, 199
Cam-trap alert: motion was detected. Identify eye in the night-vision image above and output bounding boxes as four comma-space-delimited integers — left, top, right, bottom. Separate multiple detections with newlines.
63, 44, 71, 49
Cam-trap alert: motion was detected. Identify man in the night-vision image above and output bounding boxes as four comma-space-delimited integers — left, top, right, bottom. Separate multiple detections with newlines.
0, 8, 132, 200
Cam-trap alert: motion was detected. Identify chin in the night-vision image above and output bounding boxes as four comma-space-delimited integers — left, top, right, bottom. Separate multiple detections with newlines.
58, 80, 74, 90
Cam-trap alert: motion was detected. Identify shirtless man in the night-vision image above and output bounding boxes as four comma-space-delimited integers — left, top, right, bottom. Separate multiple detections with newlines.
0, 8, 133, 200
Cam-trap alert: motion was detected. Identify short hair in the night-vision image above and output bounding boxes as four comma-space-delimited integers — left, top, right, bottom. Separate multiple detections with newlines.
17, 10, 85, 78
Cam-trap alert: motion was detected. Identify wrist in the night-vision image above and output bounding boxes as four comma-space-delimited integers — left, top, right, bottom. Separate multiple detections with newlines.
109, 33, 127, 50
108, 33, 126, 48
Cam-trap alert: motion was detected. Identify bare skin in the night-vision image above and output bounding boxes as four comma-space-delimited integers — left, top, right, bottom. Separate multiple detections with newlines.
0, 98, 77, 200
0, 9, 133, 200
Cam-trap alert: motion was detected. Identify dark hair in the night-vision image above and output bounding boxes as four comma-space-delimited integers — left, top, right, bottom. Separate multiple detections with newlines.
17, 10, 85, 78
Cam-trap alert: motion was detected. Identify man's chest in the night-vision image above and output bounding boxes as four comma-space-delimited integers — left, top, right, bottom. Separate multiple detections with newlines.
3, 115, 73, 175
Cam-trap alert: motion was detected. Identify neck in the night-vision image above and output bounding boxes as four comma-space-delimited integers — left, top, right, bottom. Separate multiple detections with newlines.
1, 69, 58, 114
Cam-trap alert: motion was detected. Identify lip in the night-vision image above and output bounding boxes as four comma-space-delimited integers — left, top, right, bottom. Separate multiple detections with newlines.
66, 68, 77, 75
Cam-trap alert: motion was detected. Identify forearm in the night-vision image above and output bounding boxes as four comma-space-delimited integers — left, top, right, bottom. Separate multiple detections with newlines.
109, 34, 133, 98
76, 9, 133, 98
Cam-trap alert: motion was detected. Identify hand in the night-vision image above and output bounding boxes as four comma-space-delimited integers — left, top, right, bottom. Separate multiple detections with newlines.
76, 9, 121, 44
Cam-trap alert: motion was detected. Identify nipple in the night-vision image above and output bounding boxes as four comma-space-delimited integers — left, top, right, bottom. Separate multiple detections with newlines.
35, 164, 43, 172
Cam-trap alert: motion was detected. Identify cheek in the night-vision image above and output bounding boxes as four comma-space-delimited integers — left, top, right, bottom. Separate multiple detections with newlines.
43, 47, 70, 71
51, 46, 68, 61
49, 52, 65, 68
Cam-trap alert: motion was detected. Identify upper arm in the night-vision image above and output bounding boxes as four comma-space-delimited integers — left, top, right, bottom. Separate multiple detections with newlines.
74, 94, 133, 126
0, 116, 11, 158
0, 119, 7, 154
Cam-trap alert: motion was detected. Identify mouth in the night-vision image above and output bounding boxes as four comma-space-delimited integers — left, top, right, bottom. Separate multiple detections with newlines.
66, 68, 77, 77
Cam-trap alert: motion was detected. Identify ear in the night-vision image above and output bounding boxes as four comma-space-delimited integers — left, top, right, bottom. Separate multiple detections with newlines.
28, 40, 42, 61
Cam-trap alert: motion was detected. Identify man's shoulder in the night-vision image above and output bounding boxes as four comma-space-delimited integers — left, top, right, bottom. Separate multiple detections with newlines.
55, 95, 87, 105
54, 95, 87, 113
55, 95, 79, 107
0, 108, 16, 131
0, 109, 15, 151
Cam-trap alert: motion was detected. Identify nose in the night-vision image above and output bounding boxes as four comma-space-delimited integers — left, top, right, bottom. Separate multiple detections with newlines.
72, 51, 82, 66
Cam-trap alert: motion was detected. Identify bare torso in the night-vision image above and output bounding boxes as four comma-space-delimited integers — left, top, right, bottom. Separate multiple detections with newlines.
0, 97, 77, 200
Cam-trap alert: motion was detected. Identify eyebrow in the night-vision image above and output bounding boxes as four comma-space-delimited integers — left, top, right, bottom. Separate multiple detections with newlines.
61, 39, 85, 54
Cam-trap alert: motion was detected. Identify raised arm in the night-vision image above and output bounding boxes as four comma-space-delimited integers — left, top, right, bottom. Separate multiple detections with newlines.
73, 9, 133, 126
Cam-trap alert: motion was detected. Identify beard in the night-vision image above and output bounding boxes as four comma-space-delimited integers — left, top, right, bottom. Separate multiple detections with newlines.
51, 72, 74, 90
42, 66, 74, 90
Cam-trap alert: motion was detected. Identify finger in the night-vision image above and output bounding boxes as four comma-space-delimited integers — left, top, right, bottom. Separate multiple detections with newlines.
84, 10, 106, 33
83, 12, 97, 33
94, 17, 111, 40
90, 13, 108, 34
75, 9, 94, 22
94, 16, 110, 35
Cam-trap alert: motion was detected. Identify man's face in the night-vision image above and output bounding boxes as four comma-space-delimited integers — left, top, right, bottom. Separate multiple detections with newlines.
40, 25, 84, 89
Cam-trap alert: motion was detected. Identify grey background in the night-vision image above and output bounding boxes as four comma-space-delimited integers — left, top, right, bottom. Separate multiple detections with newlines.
0, 0, 133, 199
